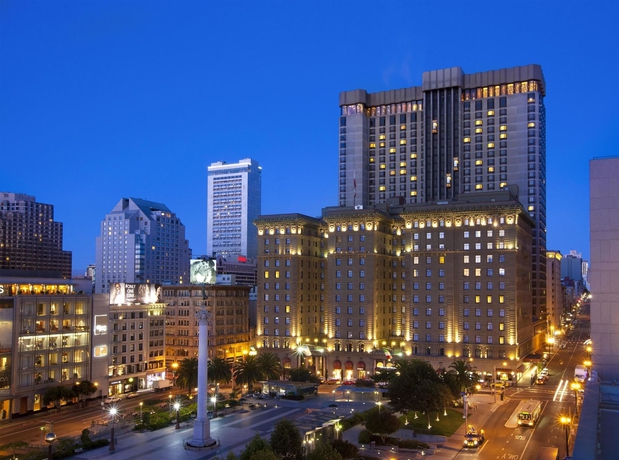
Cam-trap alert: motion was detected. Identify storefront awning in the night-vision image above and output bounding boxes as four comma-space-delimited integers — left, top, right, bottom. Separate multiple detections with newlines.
357, 362, 366, 370
345, 361, 354, 370
333, 360, 341, 370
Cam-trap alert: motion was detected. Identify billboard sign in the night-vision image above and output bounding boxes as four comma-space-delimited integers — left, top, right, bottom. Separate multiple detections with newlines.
190, 259, 217, 285
109, 283, 162, 305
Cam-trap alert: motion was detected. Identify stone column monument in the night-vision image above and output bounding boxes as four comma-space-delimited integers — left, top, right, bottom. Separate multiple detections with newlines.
185, 293, 216, 449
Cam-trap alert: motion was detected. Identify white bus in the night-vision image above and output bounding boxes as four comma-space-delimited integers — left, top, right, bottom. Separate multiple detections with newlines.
517, 400, 542, 427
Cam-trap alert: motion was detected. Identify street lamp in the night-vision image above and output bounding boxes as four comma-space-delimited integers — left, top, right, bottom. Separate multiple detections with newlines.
139, 402, 143, 423
376, 401, 382, 413
571, 382, 581, 415
332, 389, 336, 402
109, 407, 118, 451
44, 432, 57, 460
560, 416, 571, 457
334, 423, 340, 440
211, 396, 217, 417
172, 362, 178, 386
174, 402, 181, 430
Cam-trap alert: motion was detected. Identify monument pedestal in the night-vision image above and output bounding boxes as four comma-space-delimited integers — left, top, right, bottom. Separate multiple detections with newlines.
185, 419, 217, 450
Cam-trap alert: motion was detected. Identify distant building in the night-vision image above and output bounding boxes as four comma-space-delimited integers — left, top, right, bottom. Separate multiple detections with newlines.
94, 198, 191, 294
255, 188, 535, 383
0, 276, 91, 419
561, 250, 587, 293
545, 250, 563, 333
207, 158, 262, 259
0, 192, 72, 278
216, 255, 257, 286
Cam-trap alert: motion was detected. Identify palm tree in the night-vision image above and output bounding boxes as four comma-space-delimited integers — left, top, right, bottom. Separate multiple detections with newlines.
448, 359, 476, 392
256, 352, 282, 380
234, 356, 263, 391
176, 357, 199, 396
208, 357, 232, 386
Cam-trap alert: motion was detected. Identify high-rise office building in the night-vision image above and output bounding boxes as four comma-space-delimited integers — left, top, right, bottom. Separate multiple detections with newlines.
94, 198, 191, 294
0, 193, 72, 278
339, 64, 547, 322
207, 158, 261, 259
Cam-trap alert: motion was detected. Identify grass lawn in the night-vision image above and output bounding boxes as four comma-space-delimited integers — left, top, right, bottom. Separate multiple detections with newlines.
397, 408, 464, 437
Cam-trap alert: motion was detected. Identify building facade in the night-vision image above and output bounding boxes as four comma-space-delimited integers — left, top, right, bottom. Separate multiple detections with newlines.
94, 198, 191, 294
207, 158, 262, 259
0, 277, 91, 419
255, 189, 535, 383
546, 250, 564, 334
162, 284, 252, 368
339, 64, 547, 325
590, 156, 619, 382
0, 193, 72, 278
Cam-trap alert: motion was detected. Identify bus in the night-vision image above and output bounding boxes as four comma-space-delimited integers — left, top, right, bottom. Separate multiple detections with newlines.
517, 400, 542, 427
537, 446, 559, 460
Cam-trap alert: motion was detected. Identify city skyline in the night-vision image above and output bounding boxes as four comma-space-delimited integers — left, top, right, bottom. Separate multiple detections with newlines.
2, 1, 617, 274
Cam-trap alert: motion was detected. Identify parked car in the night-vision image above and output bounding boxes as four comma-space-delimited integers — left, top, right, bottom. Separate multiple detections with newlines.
326, 378, 340, 385
536, 376, 549, 385
104, 396, 121, 404
125, 392, 139, 399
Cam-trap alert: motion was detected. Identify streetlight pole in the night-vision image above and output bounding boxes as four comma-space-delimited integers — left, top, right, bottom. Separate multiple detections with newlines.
174, 402, 181, 430
139, 402, 143, 423
561, 416, 571, 457
109, 407, 117, 451
44, 432, 57, 460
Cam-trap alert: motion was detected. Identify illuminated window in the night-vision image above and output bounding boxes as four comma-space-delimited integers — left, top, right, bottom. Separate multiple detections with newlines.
390, 148, 397, 153
527, 122, 535, 128
410, 176, 417, 181
475, 128, 483, 134
487, 110, 494, 116
488, 167, 494, 173
400, 139, 407, 145
379, 142, 385, 148
500, 133, 507, 139
487, 143, 494, 149
369, 143, 376, 148
400, 169, 406, 175
400, 162, 406, 167
379, 186, 386, 191
410, 191, 417, 196
463, 137, 471, 143
475, 184, 483, 190
380, 164, 386, 169
410, 153, 417, 159
500, 125, 507, 131
528, 205, 535, 211
264, 271, 269, 279
379, 135, 386, 140
475, 160, 483, 166
475, 120, 483, 126
369, 158, 375, 163
499, 182, 507, 188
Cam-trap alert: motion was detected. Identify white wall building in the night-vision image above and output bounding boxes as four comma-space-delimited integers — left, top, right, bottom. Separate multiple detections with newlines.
206, 158, 261, 259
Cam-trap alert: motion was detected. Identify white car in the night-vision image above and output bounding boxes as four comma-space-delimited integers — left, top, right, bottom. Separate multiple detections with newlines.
540, 368, 549, 377
104, 396, 121, 404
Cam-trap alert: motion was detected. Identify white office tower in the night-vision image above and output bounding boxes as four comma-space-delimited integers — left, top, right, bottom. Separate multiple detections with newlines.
94, 198, 191, 293
207, 158, 262, 259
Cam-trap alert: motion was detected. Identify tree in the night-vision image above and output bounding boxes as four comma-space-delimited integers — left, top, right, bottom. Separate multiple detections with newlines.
288, 367, 321, 384
331, 439, 358, 459
209, 357, 232, 386
388, 358, 451, 414
305, 442, 343, 460
448, 359, 477, 394
42, 385, 75, 409
71, 380, 98, 402
364, 408, 401, 444
176, 357, 199, 396
270, 418, 304, 460
234, 356, 263, 391
239, 434, 273, 460
256, 352, 282, 380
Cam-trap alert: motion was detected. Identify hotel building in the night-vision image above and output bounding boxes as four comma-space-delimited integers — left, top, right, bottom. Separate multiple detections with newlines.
338, 64, 547, 326
0, 193, 72, 278
94, 198, 191, 294
254, 188, 535, 382
207, 158, 262, 259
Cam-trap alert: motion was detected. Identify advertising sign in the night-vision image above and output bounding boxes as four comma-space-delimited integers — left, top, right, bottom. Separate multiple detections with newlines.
109, 283, 162, 305
190, 259, 217, 285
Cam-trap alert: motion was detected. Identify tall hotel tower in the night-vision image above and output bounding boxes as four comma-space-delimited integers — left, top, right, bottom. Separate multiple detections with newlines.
94, 198, 191, 293
207, 158, 262, 259
339, 65, 547, 322
0, 192, 72, 278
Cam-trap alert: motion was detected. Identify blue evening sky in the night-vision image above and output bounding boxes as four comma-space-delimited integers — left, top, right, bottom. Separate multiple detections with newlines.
1, 1, 617, 275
